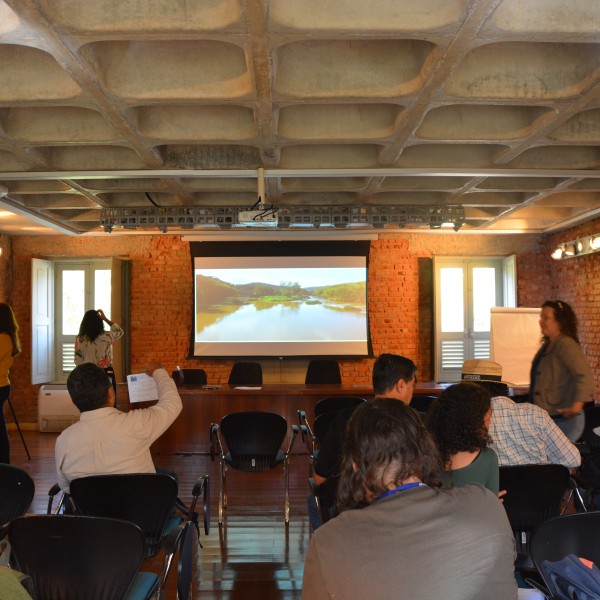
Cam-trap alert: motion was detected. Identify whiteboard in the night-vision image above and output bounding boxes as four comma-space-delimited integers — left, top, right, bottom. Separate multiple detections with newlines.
490, 307, 542, 386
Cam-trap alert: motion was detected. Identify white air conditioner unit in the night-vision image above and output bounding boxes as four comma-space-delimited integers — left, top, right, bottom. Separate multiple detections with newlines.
38, 384, 80, 432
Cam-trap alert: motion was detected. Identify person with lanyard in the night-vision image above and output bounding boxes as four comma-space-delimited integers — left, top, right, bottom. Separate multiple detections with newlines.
530, 300, 594, 442
74, 309, 124, 397
0, 302, 21, 464
308, 353, 418, 529
302, 398, 517, 600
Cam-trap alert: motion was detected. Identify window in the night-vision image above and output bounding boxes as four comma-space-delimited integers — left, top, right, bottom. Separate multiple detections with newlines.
32, 258, 126, 384
55, 262, 112, 379
434, 256, 516, 382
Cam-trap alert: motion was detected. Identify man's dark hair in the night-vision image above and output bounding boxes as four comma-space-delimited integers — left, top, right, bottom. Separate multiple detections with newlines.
336, 398, 442, 511
372, 353, 417, 395
427, 382, 492, 469
67, 363, 112, 412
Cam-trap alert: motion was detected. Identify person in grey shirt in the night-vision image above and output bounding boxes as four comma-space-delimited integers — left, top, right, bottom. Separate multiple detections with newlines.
302, 398, 517, 600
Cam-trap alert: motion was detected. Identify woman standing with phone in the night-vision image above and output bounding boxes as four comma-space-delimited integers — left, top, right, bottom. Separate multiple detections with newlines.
0, 302, 21, 463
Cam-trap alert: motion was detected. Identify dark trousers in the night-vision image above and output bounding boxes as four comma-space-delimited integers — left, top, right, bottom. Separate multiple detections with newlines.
0, 385, 12, 464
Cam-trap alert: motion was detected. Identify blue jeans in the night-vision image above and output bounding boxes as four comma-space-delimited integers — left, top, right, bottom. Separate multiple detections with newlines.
553, 411, 585, 443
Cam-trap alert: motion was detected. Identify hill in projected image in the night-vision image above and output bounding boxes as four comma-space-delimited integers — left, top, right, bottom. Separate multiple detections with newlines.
195, 271, 366, 344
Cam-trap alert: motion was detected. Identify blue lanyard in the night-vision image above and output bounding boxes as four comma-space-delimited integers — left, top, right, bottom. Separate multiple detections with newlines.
377, 482, 425, 502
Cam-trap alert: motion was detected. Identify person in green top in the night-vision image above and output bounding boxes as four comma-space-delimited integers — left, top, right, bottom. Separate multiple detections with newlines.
427, 382, 499, 495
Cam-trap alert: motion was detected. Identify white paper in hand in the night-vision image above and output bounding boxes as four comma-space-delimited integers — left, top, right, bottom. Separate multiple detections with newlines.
127, 373, 159, 403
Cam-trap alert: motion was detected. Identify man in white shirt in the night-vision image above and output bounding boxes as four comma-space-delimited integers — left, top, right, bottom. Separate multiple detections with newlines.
462, 360, 581, 469
55, 361, 182, 493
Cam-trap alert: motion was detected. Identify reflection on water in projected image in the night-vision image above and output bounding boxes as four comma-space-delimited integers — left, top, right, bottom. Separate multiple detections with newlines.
197, 300, 366, 342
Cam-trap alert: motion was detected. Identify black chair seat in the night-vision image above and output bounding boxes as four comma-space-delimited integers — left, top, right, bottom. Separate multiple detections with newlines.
225, 448, 285, 472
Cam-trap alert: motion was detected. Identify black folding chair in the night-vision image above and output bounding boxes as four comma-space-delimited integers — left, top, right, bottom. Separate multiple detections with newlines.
499, 464, 571, 571
172, 368, 207, 386
228, 361, 263, 385
0, 464, 34, 528
529, 512, 600, 598
210, 411, 298, 524
8, 514, 159, 600
409, 394, 437, 415
50, 473, 209, 598
297, 396, 366, 471
305, 359, 341, 384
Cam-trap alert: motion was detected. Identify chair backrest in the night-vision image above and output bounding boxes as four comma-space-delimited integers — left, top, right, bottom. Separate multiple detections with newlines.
581, 403, 600, 452
220, 411, 288, 471
313, 411, 343, 445
305, 359, 341, 385
228, 361, 263, 385
314, 396, 366, 418
499, 464, 570, 550
0, 464, 35, 526
531, 513, 600, 568
70, 473, 178, 557
409, 394, 437, 414
8, 515, 146, 600
172, 368, 207, 386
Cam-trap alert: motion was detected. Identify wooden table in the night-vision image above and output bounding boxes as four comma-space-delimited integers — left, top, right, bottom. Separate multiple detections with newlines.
119, 383, 447, 455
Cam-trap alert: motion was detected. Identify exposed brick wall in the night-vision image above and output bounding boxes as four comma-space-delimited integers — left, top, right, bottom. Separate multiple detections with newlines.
0, 234, 13, 300
3, 224, 598, 425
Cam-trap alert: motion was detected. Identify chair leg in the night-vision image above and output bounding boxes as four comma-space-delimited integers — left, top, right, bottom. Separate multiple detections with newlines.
284, 457, 290, 524
219, 460, 226, 524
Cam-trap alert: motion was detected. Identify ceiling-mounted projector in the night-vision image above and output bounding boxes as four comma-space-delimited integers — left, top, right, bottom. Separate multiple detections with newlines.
237, 209, 278, 227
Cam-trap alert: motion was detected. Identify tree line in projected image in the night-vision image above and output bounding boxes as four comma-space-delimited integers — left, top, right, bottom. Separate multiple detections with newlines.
195, 274, 367, 342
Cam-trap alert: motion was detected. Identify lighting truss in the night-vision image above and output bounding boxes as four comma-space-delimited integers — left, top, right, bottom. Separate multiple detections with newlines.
551, 233, 600, 260
100, 205, 465, 231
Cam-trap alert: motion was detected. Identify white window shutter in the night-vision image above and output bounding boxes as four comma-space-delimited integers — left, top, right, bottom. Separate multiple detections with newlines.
31, 258, 54, 384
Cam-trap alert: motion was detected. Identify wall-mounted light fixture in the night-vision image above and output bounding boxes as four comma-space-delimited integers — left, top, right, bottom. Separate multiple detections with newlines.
551, 233, 600, 260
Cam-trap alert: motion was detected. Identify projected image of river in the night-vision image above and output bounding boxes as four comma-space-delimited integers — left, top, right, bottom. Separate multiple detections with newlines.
198, 300, 366, 342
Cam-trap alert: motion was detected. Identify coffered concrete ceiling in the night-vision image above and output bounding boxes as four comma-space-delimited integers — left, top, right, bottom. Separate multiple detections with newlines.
1, 0, 600, 235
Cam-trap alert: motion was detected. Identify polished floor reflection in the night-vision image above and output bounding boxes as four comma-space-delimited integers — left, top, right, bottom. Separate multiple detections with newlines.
10, 430, 311, 599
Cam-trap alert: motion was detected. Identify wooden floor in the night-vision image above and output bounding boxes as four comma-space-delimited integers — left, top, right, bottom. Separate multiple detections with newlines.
9, 429, 312, 600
